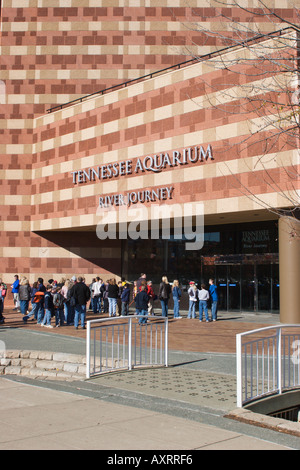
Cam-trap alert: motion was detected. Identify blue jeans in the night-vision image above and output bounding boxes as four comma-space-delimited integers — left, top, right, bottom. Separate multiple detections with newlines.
173, 298, 180, 317
121, 301, 129, 315
137, 308, 148, 324
93, 296, 101, 313
188, 300, 196, 319
42, 308, 52, 326
37, 303, 44, 324
199, 300, 209, 321
74, 304, 86, 328
160, 299, 168, 317
23, 301, 39, 322
64, 302, 74, 325
20, 299, 29, 315
108, 297, 117, 317
211, 300, 218, 321
55, 308, 65, 326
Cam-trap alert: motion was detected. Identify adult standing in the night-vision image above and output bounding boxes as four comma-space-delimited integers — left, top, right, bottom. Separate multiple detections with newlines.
187, 281, 197, 319
146, 280, 155, 316
36, 277, 46, 325
172, 280, 182, 318
209, 278, 218, 321
159, 276, 171, 317
107, 278, 119, 317
136, 273, 147, 291
0, 280, 7, 315
23, 281, 39, 323
11, 274, 20, 311
19, 278, 31, 316
0, 283, 6, 324
70, 277, 90, 329
198, 284, 210, 322
101, 280, 109, 313
92, 277, 102, 314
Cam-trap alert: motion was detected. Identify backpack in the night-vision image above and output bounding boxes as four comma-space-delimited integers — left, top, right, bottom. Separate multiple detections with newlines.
53, 292, 65, 309
33, 291, 45, 303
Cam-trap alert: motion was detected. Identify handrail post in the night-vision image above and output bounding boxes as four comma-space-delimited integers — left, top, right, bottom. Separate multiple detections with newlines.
86, 320, 91, 379
164, 318, 169, 367
128, 316, 132, 371
236, 333, 243, 408
277, 327, 282, 394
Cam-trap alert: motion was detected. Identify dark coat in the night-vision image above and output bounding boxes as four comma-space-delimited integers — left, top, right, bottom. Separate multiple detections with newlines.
70, 282, 90, 305
108, 284, 119, 299
121, 287, 130, 303
135, 290, 149, 310
159, 282, 171, 300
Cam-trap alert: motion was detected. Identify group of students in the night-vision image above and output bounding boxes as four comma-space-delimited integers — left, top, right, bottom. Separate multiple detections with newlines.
133, 274, 183, 323
1, 273, 218, 329
187, 279, 218, 322
8, 274, 91, 329
89, 277, 132, 317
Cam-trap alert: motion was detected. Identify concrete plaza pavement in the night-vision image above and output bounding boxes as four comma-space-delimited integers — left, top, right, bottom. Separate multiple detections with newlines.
0, 307, 299, 450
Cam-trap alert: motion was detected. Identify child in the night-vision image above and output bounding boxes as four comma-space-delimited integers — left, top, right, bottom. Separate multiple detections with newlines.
121, 283, 130, 316
172, 280, 182, 319
134, 285, 149, 325
53, 286, 65, 327
41, 285, 54, 328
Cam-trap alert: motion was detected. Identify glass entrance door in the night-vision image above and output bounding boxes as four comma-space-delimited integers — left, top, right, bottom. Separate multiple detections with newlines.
241, 265, 255, 311
216, 265, 227, 310
257, 264, 271, 311
228, 265, 241, 311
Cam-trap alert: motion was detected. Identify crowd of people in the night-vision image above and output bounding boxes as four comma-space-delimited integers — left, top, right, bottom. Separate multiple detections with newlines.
0, 273, 218, 328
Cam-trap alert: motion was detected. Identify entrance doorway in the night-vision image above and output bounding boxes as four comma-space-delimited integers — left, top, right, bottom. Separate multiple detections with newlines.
205, 263, 279, 313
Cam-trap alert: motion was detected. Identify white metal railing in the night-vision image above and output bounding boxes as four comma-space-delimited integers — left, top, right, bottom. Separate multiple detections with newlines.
86, 315, 168, 378
236, 325, 300, 407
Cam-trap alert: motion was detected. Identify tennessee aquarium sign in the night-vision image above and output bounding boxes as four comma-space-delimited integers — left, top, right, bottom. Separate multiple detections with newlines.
70, 144, 213, 207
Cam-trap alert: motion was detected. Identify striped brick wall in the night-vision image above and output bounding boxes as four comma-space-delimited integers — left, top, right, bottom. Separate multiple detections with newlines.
0, 1, 299, 284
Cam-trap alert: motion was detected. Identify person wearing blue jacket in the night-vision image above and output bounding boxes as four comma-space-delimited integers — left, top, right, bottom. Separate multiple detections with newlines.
209, 278, 218, 321
121, 283, 130, 316
134, 285, 149, 325
172, 280, 182, 318
11, 274, 20, 311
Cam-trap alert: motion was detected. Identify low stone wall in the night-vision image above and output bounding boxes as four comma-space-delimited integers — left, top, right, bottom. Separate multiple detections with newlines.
0, 350, 88, 381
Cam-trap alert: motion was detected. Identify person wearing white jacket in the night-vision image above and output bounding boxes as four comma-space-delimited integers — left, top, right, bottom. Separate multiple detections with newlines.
198, 284, 210, 322
187, 281, 197, 319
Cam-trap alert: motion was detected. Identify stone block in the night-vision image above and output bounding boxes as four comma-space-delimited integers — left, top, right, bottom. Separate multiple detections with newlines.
19, 350, 31, 359
63, 363, 79, 373
20, 359, 37, 367
5, 366, 22, 375
5, 351, 20, 359
35, 360, 57, 370
0, 358, 11, 366
11, 359, 21, 366
37, 352, 53, 360
77, 365, 87, 375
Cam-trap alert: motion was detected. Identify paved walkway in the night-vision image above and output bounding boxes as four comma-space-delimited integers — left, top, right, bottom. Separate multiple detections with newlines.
0, 307, 299, 450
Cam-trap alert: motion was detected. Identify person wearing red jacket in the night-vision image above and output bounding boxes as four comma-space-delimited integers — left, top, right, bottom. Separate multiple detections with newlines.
146, 280, 155, 316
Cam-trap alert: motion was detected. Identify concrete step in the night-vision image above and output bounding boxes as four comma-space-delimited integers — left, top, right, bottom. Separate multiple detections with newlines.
0, 350, 89, 381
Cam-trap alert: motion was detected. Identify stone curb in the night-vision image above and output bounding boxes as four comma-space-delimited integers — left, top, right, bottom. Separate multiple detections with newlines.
225, 408, 300, 438
0, 350, 88, 381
